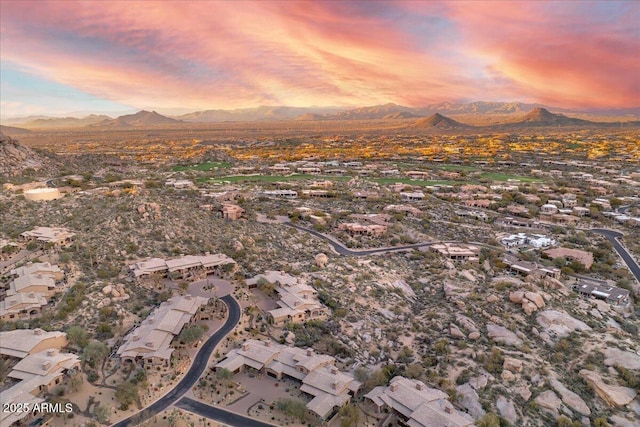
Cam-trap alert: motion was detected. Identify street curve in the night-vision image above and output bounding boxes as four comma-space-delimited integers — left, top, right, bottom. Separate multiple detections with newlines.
285, 222, 433, 256
175, 397, 277, 427
591, 228, 640, 283
111, 294, 241, 427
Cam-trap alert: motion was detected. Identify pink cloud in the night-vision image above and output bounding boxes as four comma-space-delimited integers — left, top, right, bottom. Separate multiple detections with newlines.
1, 1, 638, 110
443, 1, 640, 108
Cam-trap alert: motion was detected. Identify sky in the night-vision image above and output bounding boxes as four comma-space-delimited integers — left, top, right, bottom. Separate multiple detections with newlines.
1, 0, 639, 118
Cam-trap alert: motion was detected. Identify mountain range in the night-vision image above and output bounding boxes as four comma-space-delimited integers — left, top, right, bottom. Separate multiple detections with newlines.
2, 102, 639, 130
92, 110, 183, 127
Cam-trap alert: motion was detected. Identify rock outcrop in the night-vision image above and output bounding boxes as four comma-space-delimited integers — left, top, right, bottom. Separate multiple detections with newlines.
456, 383, 486, 419
604, 348, 640, 370
579, 370, 637, 407
314, 253, 328, 267
536, 310, 591, 337
496, 395, 518, 425
549, 378, 591, 416
487, 323, 523, 346
534, 390, 562, 416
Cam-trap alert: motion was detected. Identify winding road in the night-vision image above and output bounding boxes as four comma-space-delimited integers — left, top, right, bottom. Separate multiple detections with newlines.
285, 222, 434, 256
175, 397, 276, 427
591, 228, 640, 283
111, 294, 241, 427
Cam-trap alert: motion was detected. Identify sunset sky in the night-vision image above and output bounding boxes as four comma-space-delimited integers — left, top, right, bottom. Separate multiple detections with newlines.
1, 0, 639, 118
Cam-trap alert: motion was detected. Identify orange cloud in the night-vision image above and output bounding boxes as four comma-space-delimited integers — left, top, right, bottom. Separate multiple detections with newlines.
1, 1, 638, 111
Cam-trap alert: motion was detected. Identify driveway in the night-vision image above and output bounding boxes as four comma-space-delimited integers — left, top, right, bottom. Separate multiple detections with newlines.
591, 228, 640, 283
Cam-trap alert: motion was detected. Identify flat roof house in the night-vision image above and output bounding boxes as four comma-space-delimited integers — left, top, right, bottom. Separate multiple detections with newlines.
573, 281, 631, 306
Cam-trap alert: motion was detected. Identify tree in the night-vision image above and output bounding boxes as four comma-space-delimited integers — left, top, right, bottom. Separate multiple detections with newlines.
82, 341, 109, 369
276, 399, 307, 422
67, 325, 89, 348
94, 404, 110, 424
179, 325, 204, 345
115, 381, 138, 410
215, 368, 233, 381
339, 404, 360, 427
179, 281, 189, 294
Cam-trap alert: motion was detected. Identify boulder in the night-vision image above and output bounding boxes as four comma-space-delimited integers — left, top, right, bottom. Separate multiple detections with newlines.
593, 299, 611, 313
515, 385, 532, 401
496, 395, 518, 425
536, 310, 591, 338
523, 300, 538, 315
487, 323, 523, 347
111, 289, 121, 298
609, 415, 640, 427
535, 390, 562, 416
525, 292, 545, 309
501, 370, 515, 382
450, 324, 465, 338
232, 240, 244, 252
579, 369, 637, 406
503, 357, 523, 373
456, 384, 486, 419
549, 378, 591, 416
487, 294, 499, 303
102, 285, 113, 295
509, 291, 525, 304
469, 375, 488, 390
468, 331, 480, 340
604, 348, 640, 370
314, 253, 328, 268
455, 314, 479, 332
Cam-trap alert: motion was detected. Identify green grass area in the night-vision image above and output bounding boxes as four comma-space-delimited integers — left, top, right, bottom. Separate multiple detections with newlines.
205, 174, 352, 183
436, 164, 479, 172
478, 172, 540, 182
172, 161, 230, 172
368, 177, 458, 186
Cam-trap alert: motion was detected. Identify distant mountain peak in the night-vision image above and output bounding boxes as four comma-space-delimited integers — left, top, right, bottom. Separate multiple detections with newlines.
96, 110, 182, 127
410, 113, 469, 129
512, 107, 591, 126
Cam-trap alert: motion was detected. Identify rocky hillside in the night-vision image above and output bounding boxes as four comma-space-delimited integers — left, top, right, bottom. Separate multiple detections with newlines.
0, 133, 59, 177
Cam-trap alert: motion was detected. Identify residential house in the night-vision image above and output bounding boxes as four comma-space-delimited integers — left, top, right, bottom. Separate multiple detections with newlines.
364, 376, 474, 427
220, 204, 245, 221
572, 281, 630, 306
0, 329, 67, 359
429, 243, 480, 263
246, 271, 329, 326
215, 339, 361, 422
19, 227, 75, 247
543, 248, 594, 270
129, 253, 236, 281
0, 348, 80, 427
117, 295, 210, 367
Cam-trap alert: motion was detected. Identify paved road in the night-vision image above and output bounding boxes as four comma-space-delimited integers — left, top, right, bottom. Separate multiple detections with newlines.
111, 294, 241, 427
285, 223, 433, 256
175, 397, 277, 427
591, 228, 640, 283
